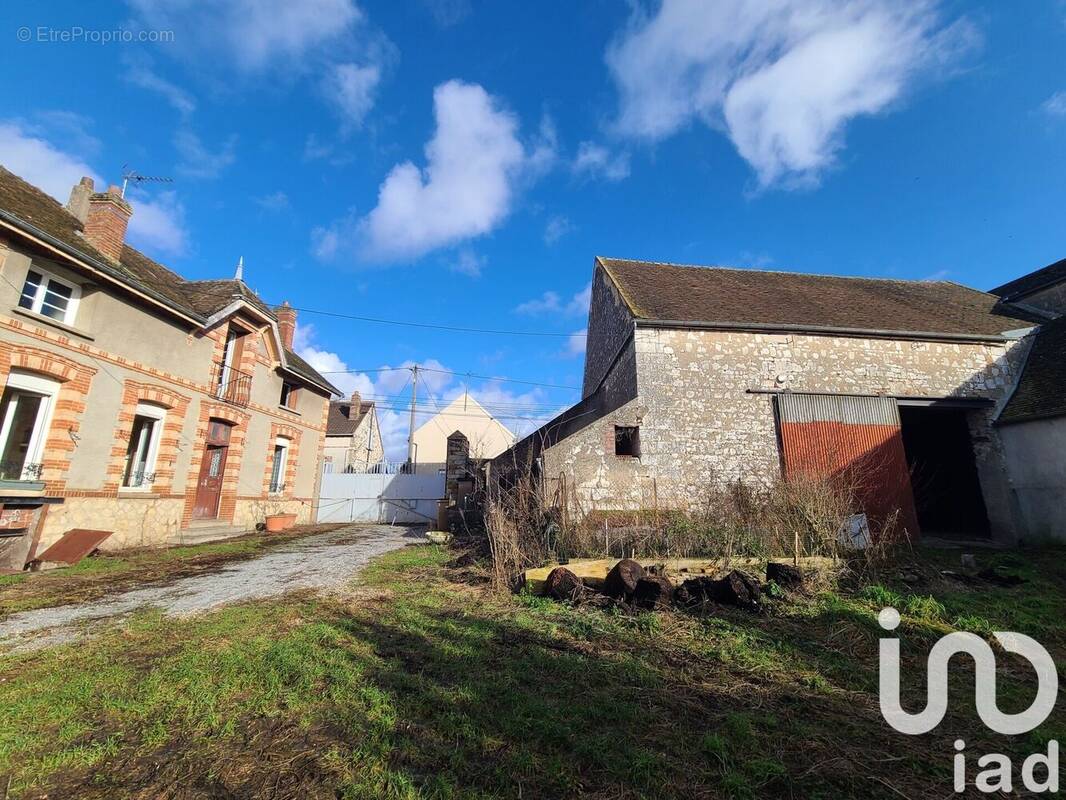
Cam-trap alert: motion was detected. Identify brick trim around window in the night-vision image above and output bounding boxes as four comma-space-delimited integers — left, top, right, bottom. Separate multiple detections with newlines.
105, 380, 192, 493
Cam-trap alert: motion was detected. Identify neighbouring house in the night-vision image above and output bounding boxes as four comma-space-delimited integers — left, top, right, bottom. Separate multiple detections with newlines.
322, 391, 383, 473
991, 260, 1066, 542
494, 256, 1050, 544
0, 166, 340, 557
411, 391, 515, 475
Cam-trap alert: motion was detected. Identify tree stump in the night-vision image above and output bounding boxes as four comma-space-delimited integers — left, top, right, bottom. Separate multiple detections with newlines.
633, 575, 675, 610
674, 576, 715, 607
766, 562, 804, 590
709, 570, 762, 608
604, 558, 644, 599
544, 567, 584, 601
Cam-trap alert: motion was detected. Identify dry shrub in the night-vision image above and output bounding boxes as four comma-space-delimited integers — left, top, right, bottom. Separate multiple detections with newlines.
486, 461, 907, 588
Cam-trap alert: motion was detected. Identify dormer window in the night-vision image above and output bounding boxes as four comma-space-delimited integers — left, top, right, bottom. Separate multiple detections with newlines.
18, 269, 80, 326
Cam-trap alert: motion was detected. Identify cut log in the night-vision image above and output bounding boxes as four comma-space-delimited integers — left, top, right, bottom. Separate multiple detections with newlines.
544, 567, 584, 601
766, 562, 804, 590
633, 575, 675, 610
708, 570, 761, 608
674, 576, 715, 607
603, 558, 644, 599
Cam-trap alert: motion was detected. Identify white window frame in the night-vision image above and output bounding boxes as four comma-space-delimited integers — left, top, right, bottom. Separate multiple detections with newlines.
18, 268, 81, 326
121, 402, 166, 490
270, 436, 290, 493
0, 371, 60, 481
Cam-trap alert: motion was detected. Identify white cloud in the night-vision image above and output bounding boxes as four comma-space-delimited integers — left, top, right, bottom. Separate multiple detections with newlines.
543, 214, 574, 245
564, 328, 587, 358
324, 62, 382, 128
450, 248, 485, 277
573, 141, 631, 182
606, 0, 975, 188
126, 189, 189, 256
317, 80, 546, 263
516, 281, 591, 316
422, 0, 471, 27
127, 0, 365, 73
1043, 91, 1066, 117
0, 121, 101, 200
125, 60, 196, 116
174, 129, 237, 179
294, 324, 561, 456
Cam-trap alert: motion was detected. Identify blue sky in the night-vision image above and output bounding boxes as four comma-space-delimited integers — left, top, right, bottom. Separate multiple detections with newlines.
1, 1, 1064, 457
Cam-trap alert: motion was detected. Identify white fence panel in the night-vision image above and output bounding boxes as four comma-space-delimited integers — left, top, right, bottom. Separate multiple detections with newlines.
317, 472, 444, 524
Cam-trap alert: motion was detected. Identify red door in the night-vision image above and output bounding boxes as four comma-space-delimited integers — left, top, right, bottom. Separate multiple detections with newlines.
776, 394, 920, 540
193, 421, 231, 520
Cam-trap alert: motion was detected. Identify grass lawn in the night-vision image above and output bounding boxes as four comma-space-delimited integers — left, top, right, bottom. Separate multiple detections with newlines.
0, 524, 343, 618
0, 543, 1063, 799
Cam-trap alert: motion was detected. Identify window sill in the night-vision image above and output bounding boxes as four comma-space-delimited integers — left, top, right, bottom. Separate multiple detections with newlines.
278, 404, 301, 415
118, 489, 160, 498
11, 307, 94, 341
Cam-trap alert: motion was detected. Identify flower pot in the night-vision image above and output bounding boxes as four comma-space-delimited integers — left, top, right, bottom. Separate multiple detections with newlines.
280, 513, 298, 529
265, 514, 289, 533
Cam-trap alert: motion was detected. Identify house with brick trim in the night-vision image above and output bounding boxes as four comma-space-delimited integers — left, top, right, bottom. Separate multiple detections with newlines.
0, 166, 340, 555
494, 256, 1052, 545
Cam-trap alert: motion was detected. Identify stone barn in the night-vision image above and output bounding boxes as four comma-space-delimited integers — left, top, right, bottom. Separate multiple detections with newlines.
494, 257, 1047, 544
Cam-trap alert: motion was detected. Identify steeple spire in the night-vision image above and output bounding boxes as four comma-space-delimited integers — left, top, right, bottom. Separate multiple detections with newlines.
234, 255, 244, 282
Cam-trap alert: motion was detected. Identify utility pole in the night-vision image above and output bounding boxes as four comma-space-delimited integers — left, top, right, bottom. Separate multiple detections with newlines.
406, 364, 418, 467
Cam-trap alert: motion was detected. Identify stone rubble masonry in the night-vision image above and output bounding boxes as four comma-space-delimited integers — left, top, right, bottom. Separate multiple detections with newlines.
542, 321, 1028, 542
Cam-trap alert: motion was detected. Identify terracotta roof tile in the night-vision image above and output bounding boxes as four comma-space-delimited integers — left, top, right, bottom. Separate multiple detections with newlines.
326, 399, 375, 436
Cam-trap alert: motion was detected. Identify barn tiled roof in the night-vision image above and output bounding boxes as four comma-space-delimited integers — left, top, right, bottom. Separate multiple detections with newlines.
991, 258, 1066, 302
998, 316, 1066, 425
0, 165, 337, 394
326, 399, 375, 436
599, 257, 1040, 339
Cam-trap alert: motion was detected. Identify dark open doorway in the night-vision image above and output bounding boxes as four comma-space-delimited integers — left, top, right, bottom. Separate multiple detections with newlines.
899, 405, 990, 539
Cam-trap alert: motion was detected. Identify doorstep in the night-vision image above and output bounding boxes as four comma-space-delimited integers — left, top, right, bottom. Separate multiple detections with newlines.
169, 522, 251, 547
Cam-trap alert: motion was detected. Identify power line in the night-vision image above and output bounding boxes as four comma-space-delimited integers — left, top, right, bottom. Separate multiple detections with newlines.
322, 364, 580, 391
284, 305, 588, 339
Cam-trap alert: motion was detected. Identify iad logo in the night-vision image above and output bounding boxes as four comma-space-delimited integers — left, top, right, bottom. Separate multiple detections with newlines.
877, 607, 1060, 793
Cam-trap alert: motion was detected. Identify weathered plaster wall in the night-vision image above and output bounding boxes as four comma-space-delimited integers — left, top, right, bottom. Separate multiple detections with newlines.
999, 417, 1066, 542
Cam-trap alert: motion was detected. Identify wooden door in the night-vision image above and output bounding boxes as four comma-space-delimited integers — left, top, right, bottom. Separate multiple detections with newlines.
193, 421, 231, 520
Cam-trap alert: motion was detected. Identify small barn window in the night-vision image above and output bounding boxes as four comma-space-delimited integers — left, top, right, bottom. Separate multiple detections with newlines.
615, 425, 640, 457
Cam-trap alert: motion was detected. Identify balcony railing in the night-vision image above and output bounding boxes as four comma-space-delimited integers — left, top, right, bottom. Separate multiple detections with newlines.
214, 360, 252, 407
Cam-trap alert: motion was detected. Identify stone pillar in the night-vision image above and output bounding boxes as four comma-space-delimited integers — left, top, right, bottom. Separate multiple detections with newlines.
445, 431, 470, 504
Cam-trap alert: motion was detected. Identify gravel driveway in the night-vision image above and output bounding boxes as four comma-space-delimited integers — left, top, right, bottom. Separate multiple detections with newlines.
0, 523, 423, 652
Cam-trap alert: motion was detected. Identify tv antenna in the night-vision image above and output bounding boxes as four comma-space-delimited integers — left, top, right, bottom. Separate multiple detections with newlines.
121, 167, 173, 198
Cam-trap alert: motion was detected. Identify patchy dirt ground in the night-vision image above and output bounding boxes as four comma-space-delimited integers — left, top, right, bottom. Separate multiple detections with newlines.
0, 524, 423, 651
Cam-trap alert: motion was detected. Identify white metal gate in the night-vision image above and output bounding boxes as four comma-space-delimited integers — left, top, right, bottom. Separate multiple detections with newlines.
317, 472, 444, 524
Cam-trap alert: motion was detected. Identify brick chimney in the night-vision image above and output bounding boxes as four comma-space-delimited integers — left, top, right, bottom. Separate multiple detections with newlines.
83, 185, 132, 262
276, 301, 296, 350
66, 176, 94, 223
350, 390, 361, 407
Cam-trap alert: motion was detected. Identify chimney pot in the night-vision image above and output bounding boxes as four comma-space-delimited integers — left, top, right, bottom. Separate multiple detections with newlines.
275, 301, 296, 350
66, 176, 95, 224
83, 184, 133, 263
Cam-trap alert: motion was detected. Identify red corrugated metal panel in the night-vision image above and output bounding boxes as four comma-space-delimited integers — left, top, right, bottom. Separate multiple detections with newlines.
777, 395, 920, 539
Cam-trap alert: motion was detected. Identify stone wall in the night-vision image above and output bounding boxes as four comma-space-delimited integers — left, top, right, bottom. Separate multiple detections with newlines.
543, 324, 1028, 541
582, 262, 635, 398
44, 496, 186, 551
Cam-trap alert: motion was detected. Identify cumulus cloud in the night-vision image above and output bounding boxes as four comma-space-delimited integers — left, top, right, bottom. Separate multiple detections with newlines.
126, 189, 189, 256
449, 248, 485, 277
606, 0, 976, 187
255, 190, 290, 212
0, 119, 190, 257
0, 121, 101, 200
294, 324, 556, 457
515, 282, 591, 316
174, 129, 237, 179
315, 80, 549, 264
564, 328, 587, 358
572, 141, 630, 182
